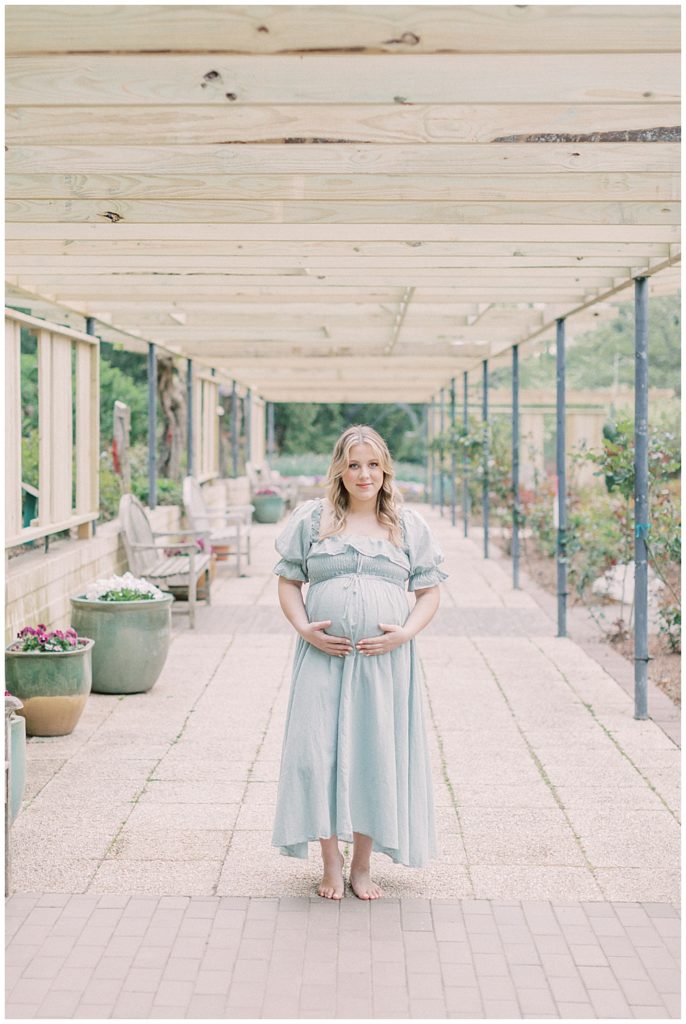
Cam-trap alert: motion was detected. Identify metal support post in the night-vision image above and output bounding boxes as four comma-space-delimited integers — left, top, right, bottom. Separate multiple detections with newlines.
463, 371, 469, 537
245, 388, 253, 464
186, 359, 193, 477
556, 318, 567, 637
267, 401, 275, 461
482, 359, 489, 558
438, 388, 445, 516
230, 380, 239, 477
450, 377, 457, 526
634, 277, 649, 719
147, 342, 157, 510
84, 318, 98, 536
423, 403, 430, 505
429, 398, 436, 508
512, 344, 521, 588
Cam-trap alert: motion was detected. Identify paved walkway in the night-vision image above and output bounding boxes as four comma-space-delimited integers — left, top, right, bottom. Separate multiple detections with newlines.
5, 506, 681, 1018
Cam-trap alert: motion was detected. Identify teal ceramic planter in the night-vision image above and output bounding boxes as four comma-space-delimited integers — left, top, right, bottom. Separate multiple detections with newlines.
70, 593, 173, 694
5, 640, 94, 737
253, 495, 285, 523
9, 713, 26, 822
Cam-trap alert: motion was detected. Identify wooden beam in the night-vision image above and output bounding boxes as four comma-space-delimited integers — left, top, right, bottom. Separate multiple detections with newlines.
3, 258, 655, 279
7, 5, 678, 55
7, 223, 679, 242
9, 284, 592, 303
6, 143, 679, 175
6, 54, 679, 105
6, 199, 679, 225
5, 240, 673, 258
6, 172, 679, 203
8, 268, 622, 283
6, 103, 681, 146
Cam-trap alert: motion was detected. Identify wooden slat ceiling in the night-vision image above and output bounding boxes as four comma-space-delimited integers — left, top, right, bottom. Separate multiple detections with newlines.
5, 5, 681, 402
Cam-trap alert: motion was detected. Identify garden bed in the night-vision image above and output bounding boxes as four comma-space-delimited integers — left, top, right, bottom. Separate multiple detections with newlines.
500, 537, 681, 707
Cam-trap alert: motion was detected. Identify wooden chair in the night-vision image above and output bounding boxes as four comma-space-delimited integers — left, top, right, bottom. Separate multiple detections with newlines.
246, 460, 298, 509
182, 476, 253, 576
118, 493, 211, 629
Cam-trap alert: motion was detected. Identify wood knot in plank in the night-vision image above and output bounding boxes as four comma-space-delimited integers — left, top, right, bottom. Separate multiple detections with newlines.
201, 70, 222, 88
383, 32, 420, 46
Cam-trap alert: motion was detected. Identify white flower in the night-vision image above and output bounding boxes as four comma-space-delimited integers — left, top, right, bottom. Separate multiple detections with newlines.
84, 572, 164, 601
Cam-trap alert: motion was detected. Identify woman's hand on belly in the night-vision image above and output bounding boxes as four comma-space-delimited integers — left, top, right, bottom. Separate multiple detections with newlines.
356, 623, 409, 657
301, 619, 353, 658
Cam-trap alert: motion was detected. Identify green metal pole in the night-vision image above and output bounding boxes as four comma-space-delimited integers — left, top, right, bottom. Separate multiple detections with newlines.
438, 388, 445, 517
556, 318, 567, 637
147, 343, 157, 510
463, 371, 469, 537
634, 277, 649, 719
512, 344, 521, 589
450, 377, 457, 526
186, 358, 193, 477
482, 359, 489, 559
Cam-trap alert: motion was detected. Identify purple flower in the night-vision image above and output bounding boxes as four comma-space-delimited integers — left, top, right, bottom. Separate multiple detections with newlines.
15, 623, 86, 653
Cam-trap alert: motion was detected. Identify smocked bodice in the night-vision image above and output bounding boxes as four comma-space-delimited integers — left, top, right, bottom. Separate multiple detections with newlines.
273, 498, 448, 593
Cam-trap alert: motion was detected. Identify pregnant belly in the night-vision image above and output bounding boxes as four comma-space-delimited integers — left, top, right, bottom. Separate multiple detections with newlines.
306, 576, 409, 644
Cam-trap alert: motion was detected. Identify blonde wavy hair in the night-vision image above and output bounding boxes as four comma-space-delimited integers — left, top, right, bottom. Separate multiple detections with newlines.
323, 425, 403, 546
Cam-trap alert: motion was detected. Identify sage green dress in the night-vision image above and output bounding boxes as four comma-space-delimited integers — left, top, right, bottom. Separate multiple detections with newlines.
272, 498, 447, 868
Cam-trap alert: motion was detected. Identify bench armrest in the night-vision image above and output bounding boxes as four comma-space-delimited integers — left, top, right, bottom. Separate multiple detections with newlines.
128, 540, 204, 553
152, 530, 208, 539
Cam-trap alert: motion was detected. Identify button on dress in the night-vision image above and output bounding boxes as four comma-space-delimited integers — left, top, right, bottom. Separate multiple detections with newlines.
272, 498, 448, 868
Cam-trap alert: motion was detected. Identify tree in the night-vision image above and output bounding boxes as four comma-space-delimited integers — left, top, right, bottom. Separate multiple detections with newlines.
490, 293, 680, 394
157, 357, 186, 479
99, 360, 148, 445
272, 402, 425, 461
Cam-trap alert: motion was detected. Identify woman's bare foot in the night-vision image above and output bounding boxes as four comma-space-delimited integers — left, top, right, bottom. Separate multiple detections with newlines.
318, 850, 345, 900
349, 864, 383, 900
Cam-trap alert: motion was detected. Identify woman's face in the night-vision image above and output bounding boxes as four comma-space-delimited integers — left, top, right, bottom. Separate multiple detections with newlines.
341, 442, 385, 502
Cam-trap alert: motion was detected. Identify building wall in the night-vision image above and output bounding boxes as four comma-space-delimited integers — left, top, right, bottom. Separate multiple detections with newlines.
5, 505, 180, 645
5, 476, 255, 643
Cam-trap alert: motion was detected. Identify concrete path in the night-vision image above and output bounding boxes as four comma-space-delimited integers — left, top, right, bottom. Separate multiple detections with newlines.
5, 506, 680, 1018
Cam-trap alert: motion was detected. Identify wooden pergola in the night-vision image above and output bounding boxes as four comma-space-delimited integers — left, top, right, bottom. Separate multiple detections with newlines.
5, 4, 680, 404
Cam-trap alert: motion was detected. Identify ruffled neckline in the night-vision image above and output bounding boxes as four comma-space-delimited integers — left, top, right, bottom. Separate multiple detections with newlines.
311, 533, 410, 569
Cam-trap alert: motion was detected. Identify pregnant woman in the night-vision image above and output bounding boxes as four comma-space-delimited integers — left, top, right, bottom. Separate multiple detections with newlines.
272, 424, 447, 899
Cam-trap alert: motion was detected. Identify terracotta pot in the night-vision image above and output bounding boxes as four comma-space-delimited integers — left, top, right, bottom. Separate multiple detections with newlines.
211, 544, 231, 562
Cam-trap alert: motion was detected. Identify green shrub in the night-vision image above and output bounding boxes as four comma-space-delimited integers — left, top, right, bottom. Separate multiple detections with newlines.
658, 603, 681, 653
99, 460, 123, 522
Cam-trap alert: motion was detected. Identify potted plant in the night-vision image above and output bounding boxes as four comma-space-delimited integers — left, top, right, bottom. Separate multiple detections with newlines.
70, 572, 173, 695
5, 626, 94, 737
252, 487, 285, 524
5, 692, 26, 822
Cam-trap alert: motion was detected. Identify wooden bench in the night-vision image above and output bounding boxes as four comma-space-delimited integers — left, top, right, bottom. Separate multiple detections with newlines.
119, 494, 211, 629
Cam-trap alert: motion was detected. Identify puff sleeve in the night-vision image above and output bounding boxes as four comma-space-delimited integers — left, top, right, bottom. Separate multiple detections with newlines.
403, 508, 449, 592
273, 499, 318, 583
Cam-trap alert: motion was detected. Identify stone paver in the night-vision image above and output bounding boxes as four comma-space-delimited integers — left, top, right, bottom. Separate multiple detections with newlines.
5, 507, 680, 1017
5, 896, 680, 1019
